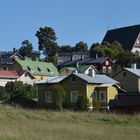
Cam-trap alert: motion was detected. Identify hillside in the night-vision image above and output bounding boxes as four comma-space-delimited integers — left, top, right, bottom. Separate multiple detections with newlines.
0, 105, 140, 140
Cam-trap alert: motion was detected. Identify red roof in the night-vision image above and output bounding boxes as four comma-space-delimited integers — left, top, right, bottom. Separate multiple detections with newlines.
0, 71, 21, 79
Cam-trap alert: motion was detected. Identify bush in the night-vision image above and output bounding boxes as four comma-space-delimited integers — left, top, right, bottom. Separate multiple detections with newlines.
48, 85, 66, 110
5, 81, 25, 99
76, 96, 89, 110
5, 81, 36, 100
24, 84, 37, 100
0, 86, 9, 100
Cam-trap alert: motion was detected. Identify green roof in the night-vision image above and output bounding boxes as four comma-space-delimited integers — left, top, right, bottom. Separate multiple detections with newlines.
16, 60, 59, 76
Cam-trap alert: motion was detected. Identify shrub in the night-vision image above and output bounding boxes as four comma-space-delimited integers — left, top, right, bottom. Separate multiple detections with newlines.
5, 81, 25, 99
24, 84, 37, 100
5, 81, 36, 100
0, 86, 9, 100
48, 85, 66, 110
76, 96, 89, 110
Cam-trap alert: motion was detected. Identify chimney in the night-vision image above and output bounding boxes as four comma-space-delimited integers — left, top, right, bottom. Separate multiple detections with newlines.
131, 63, 137, 69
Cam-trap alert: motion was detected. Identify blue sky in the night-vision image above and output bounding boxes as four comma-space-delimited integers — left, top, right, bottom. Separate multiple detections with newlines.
0, 0, 140, 51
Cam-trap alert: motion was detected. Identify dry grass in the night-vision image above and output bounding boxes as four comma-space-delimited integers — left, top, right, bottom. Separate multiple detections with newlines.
0, 105, 140, 140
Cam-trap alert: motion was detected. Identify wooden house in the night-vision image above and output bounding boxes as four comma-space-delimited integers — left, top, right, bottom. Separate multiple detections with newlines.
37, 73, 120, 110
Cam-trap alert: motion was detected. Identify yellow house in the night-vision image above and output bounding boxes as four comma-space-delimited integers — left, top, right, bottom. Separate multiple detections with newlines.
37, 73, 120, 109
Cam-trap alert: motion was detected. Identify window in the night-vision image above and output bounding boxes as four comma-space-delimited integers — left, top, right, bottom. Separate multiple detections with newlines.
38, 67, 41, 72
123, 72, 126, 77
27, 66, 31, 71
100, 92, 106, 102
105, 60, 109, 65
102, 66, 106, 73
71, 76, 76, 82
93, 91, 98, 100
108, 66, 112, 73
71, 91, 78, 103
45, 91, 53, 103
47, 68, 50, 73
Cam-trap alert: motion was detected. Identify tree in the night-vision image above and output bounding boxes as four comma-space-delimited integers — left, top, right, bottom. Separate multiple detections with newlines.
35, 27, 59, 64
47, 85, 66, 110
59, 45, 73, 53
5, 81, 36, 100
5, 81, 25, 99
74, 41, 88, 52
24, 84, 37, 100
90, 43, 105, 58
0, 86, 9, 100
19, 40, 33, 58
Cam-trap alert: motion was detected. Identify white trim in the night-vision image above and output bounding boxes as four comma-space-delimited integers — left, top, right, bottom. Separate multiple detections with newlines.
70, 91, 78, 103
86, 83, 88, 99
45, 91, 53, 103
99, 92, 106, 102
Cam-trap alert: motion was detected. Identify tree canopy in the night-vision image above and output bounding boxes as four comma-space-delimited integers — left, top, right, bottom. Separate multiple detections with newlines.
35, 27, 59, 64
19, 40, 33, 58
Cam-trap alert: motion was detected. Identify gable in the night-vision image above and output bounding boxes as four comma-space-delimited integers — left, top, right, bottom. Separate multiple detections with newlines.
113, 69, 139, 81
102, 25, 140, 51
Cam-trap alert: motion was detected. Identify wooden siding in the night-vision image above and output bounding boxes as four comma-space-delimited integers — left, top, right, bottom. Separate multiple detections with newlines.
113, 69, 139, 93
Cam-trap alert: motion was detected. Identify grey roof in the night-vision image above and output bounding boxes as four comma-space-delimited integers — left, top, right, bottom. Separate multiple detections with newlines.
37, 76, 67, 84
37, 73, 118, 85
86, 57, 108, 64
125, 68, 140, 77
73, 73, 119, 84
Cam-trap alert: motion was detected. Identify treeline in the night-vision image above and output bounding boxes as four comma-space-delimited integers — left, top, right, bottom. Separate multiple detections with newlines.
15, 26, 139, 67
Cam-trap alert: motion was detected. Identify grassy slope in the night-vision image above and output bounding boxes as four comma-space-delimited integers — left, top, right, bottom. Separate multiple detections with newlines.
0, 105, 140, 140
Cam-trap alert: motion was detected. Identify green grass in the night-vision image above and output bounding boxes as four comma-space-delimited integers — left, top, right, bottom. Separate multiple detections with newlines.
0, 105, 140, 140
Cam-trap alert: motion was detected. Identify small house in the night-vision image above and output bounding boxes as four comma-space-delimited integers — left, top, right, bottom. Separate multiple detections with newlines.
0, 70, 35, 86
37, 73, 120, 110
113, 68, 140, 93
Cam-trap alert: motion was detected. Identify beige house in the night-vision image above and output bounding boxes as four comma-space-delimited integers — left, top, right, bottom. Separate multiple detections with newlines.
59, 65, 98, 76
0, 70, 35, 87
113, 68, 140, 93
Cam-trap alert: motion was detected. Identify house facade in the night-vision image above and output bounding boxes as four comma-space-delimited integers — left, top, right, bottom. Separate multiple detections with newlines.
57, 52, 89, 64
37, 73, 119, 109
113, 68, 140, 93
0, 70, 35, 86
59, 65, 98, 76
57, 57, 114, 74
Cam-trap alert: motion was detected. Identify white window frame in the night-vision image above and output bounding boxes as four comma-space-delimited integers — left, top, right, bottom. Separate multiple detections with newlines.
45, 91, 53, 103
105, 60, 109, 65
93, 91, 98, 100
70, 91, 78, 103
102, 66, 107, 73
99, 92, 106, 102
108, 66, 112, 73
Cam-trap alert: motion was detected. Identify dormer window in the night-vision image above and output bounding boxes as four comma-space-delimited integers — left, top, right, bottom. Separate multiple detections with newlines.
47, 68, 50, 73
38, 67, 41, 72
27, 66, 31, 71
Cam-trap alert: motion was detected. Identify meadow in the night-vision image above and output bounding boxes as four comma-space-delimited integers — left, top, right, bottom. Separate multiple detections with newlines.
0, 105, 140, 140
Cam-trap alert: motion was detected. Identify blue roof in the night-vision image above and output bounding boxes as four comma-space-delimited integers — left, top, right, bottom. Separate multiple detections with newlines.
86, 57, 108, 64
37, 76, 67, 84
37, 73, 118, 85
74, 73, 118, 84
125, 68, 140, 77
